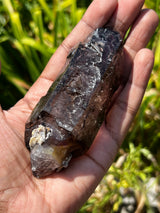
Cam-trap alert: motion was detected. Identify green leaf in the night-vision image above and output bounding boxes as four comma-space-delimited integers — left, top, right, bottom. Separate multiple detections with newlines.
21, 37, 54, 56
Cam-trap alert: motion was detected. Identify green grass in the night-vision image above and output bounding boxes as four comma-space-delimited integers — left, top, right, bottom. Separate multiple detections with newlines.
0, 0, 89, 109
78, 143, 160, 212
0, 0, 160, 212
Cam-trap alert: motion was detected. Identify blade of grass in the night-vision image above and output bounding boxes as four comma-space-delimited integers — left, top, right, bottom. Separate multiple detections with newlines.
10, 12, 25, 40
21, 37, 54, 56
1, 0, 14, 14
32, 8, 44, 44
37, 0, 54, 22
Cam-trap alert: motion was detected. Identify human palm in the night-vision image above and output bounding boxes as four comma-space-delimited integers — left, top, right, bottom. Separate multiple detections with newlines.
0, 0, 158, 212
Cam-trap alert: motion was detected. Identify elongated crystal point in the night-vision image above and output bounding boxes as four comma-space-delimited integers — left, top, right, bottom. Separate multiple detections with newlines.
25, 27, 125, 178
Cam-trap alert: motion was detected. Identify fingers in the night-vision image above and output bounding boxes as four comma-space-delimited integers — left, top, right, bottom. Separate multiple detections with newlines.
121, 9, 159, 79
87, 48, 154, 171
19, 0, 158, 118
23, 0, 118, 110
106, 48, 154, 144
62, 0, 117, 51
41, 0, 117, 80
125, 9, 159, 59
109, 0, 145, 36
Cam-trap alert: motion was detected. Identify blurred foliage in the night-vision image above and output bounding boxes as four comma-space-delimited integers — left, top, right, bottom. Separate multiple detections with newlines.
0, 0, 160, 212
78, 143, 160, 212
0, 0, 91, 109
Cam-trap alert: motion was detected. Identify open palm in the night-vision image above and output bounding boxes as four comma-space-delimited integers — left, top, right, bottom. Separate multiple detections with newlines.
0, 0, 158, 212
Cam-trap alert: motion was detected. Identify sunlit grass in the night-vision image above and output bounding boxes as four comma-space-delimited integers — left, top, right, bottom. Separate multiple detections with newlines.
0, 0, 87, 108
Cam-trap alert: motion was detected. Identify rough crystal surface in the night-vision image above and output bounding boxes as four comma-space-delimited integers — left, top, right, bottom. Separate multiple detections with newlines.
25, 27, 125, 178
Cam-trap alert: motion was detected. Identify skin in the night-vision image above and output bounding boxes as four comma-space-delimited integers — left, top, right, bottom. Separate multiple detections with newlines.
0, 0, 159, 212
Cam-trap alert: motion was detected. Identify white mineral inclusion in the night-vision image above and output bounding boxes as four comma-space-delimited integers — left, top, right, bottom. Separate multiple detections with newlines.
85, 28, 105, 56
29, 124, 53, 148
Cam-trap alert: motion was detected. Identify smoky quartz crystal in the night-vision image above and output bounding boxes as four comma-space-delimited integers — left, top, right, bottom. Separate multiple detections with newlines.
25, 27, 125, 178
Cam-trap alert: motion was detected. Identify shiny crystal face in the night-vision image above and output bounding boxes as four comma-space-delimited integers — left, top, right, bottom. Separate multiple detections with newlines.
25, 27, 124, 178
30, 139, 73, 178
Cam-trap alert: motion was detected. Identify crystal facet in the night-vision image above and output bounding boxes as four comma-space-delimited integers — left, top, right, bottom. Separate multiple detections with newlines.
25, 27, 125, 178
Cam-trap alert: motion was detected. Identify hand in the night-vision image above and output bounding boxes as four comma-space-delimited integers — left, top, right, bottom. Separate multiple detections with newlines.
0, 0, 158, 212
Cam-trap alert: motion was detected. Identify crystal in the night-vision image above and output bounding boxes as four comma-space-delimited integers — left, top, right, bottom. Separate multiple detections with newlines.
25, 27, 125, 178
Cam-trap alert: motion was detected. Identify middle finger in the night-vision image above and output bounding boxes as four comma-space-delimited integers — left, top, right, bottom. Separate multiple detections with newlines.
109, 0, 145, 37
124, 9, 159, 59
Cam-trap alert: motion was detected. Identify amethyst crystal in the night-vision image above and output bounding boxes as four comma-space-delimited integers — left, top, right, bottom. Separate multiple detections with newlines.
25, 27, 125, 178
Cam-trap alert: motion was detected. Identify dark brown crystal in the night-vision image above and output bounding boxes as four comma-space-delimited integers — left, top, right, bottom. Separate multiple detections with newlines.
25, 27, 125, 178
